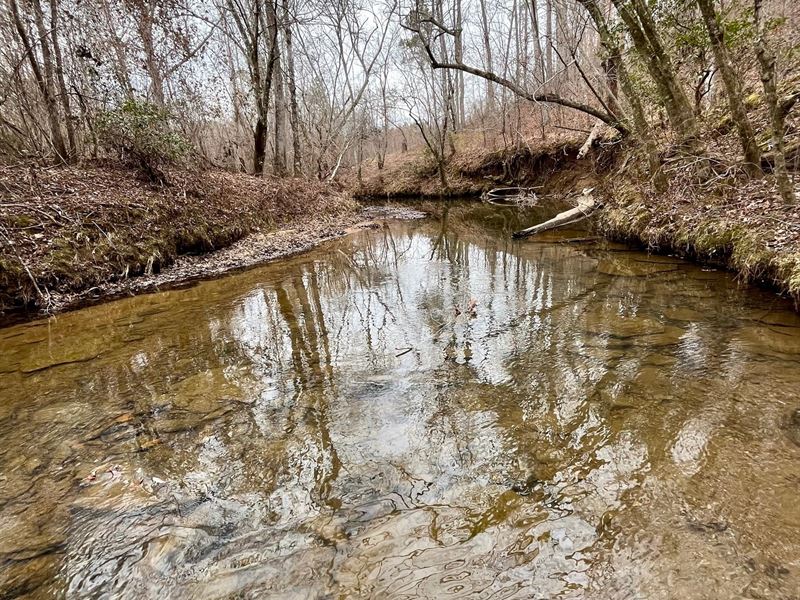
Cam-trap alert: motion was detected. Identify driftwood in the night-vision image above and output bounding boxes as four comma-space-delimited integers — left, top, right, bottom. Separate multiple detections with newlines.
512, 189, 600, 238
577, 121, 605, 159
483, 186, 541, 206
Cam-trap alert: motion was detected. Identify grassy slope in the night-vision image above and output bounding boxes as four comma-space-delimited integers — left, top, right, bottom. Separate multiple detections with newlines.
0, 163, 355, 313
597, 169, 800, 303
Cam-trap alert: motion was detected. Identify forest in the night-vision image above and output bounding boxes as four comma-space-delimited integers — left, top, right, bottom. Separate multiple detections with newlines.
0, 0, 798, 312
3, 2, 800, 598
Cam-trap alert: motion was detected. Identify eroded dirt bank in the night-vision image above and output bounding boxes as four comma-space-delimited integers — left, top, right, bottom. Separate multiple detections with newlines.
359, 140, 800, 307
0, 163, 424, 323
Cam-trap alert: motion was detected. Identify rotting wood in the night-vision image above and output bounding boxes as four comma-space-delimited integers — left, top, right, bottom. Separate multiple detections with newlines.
483, 186, 541, 206
577, 121, 605, 159
512, 189, 600, 238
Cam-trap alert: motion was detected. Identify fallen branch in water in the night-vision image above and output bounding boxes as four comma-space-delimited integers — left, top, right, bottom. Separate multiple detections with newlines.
525, 236, 601, 244
512, 189, 600, 238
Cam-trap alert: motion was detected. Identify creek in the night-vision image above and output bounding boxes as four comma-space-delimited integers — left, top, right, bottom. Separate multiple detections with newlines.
1, 202, 799, 598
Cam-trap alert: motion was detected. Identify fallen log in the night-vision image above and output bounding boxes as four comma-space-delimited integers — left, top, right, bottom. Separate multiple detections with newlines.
512, 189, 600, 238
483, 186, 541, 206
577, 121, 605, 159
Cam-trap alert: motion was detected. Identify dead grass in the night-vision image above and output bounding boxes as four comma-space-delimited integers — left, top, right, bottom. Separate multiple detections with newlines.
352, 133, 605, 199
596, 159, 800, 303
0, 162, 355, 313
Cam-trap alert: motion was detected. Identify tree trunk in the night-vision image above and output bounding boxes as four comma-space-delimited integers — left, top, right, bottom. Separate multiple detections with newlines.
578, 0, 666, 190
453, 0, 465, 127
268, 0, 286, 176
528, 0, 548, 135
49, 0, 76, 161
378, 62, 389, 170
254, 118, 267, 175
479, 0, 495, 104
513, 192, 599, 238
545, 0, 553, 79
100, 0, 134, 98
227, 0, 278, 176
433, 0, 458, 132
696, 0, 760, 173
21, 0, 68, 162
610, 0, 697, 141
271, 57, 287, 176
438, 159, 448, 190
282, 0, 302, 176
754, 0, 795, 203
132, 1, 165, 106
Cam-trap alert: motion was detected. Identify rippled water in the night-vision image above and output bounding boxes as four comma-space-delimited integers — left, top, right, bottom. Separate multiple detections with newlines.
1, 202, 799, 599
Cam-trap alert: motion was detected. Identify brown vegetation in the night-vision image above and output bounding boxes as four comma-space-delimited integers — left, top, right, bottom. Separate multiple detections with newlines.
0, 164, 355, 314
355, 134, 610, 198
597, 160, 800, 303
2, 0, 800, 314
358, 79, 800, 304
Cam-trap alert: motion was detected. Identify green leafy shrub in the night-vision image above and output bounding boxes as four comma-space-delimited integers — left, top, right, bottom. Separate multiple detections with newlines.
97, 100, 192, 184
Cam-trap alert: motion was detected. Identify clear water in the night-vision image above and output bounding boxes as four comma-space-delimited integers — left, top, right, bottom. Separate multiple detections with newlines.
1, 202, 799, 599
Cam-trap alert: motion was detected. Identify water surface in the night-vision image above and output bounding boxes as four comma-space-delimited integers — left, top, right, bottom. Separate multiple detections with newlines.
1, 202, 799, 599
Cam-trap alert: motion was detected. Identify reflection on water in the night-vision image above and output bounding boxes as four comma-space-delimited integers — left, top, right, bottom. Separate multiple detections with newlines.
1, 202, 799, 599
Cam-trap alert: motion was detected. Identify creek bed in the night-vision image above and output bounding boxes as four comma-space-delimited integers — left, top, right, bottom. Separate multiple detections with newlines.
1, 202, 799, 598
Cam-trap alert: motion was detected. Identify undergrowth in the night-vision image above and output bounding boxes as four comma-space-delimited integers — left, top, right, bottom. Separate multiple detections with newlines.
0, 163, 355, 313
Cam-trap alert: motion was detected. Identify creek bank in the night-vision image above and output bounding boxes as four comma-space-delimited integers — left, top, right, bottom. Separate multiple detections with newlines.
0, 162, 425, 323
361, 139, 800, 307
35, 206, 425, 318
594, 166, 800, 306
354, 137, 605, 199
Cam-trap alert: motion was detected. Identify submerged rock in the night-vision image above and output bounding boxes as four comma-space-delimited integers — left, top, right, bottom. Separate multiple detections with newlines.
786, 408, 800, 447
596, 257, 681, 277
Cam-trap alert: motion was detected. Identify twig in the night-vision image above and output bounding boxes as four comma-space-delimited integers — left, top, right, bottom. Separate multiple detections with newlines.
0, 224, 51, 310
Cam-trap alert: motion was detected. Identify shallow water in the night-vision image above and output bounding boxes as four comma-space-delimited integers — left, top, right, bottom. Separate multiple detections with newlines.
1, 202, 799, 599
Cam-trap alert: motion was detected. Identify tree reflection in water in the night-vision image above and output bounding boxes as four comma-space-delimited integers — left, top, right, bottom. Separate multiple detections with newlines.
0, 202, 799, 598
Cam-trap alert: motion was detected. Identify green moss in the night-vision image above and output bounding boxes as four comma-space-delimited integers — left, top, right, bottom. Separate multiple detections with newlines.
5, 214, 36, 228
0, 256, 24, 282
777, 254, 800, 295
686, 222, 736, 255
45, 238, 80, 279
744, 93, 761, 108
597, 197, 800, 305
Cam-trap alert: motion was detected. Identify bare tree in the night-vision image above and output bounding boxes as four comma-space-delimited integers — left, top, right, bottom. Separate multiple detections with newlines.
754, 0, 795, 203
223, 0, 280, 174
282, 0, 302, 175
696, 0, 760, 173
10, 0, 69, 161
402, 1, 628, 133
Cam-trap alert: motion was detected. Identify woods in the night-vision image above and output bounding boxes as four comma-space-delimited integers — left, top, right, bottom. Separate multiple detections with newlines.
0, 0, 396, 179
0, 0, 796, 196
2, 4, 800, 595
1, 0, 800, 315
